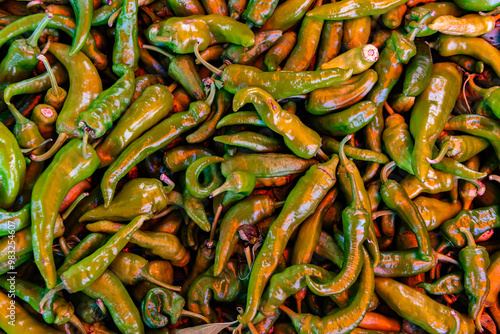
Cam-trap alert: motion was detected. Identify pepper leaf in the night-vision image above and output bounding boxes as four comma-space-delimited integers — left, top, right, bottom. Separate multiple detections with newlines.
172, 320, 238, 334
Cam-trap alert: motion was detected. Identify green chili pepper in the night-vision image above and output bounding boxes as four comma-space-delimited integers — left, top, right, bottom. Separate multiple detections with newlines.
320, 44, 379, 74
416, 272, 464, 295
31, 139, 100, 289
214, 131, 285, 153
83, 270, 144, 334
233, 87, 321, 159
375, 277, 475, 333
163, 145, 214, 173
57, 233, 109, 274
431, 34, 500, 78
71, 293, 107, 324
0, 290, 63, 334
305, 136, 369, 295
410, 62, 462, 182
223, 30, 282, 66
402, 39, 432, 97
264, 31, 297, 71
310, 101, 378, 137
0, 14, 107, 70
78, 63, 135, 140
441, 205, 500, 248
400, 169, 456, 199
322, 137, 388, 164
449, 55, 484, 74
146, 14, 254, 54
306, 70, 378, 115
113, 0, 139, 71
406, 2, 466, 37
380, 162, 433, 261
96, 84, 174, 168
217, 111, 266, 128
32, 104, 58, 140
260, 0, 313, 31
100, 82, 214, 206
453, 0, 500, 11
468, 74, 500, 119
181, 240, 215, 295
109, 251, 180, 291
242, 0, 278, 26
382, 3, 407, 29
238, 154, 339, 324
459, 227, 490, 331
30, 42, 103, 162
185, 155, 224, 199
413, 196, 462, 231
214, 195, 278, 276
187, 88, 232, 144
188, 259, 247, 323
429, 13, 499, 37
282, 9, 323, 72
195, 44, 353, 100
281, 248, 374, 334
316, 20, 343, 69
87, 220, 190, 266
35, 55, 68, 111
306, 0, 408, 19
342, 17, 372, 50
0, 204, 30, 236
68, 0, 93, 55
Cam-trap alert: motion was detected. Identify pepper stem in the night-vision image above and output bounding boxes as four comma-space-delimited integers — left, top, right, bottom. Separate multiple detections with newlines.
30, 132, 69, 161
181, 310, 211, 323
316, 148, 329, 162
38, 284, 63, 313
142, 44, 174, 60
195, 42, 224, 77
338, 134, 352, 167
408, 11, 435, 41
20, 138, 52, 154
69, 314, 87, 334
274, 201, 285, 208
467, 74, 488, 97
26, 13, 53, 48
6, 101, 30, 125
107, 6, 122, 27
61, 192, 89, 220
384, 101, 395, 115
247, 321, 259, 334
59, 236, 70, 256
372, 210, 395, 220
427, 141, 451, 164
436, 253, 459, 266
152, 206, 176, 219
210, 179, 234, 199
160, 173, 176, 190
209, 204, 223, 241
462, 73, 472, 113
490, 174, 500, 184
96, 298, 107, 314
380, 161, 397, 184
142, 271, 182, 292
459, 227, 477, 248
168, 82, 178, 93
37, 54, 61, 96
456, 177, 485, 196
204, 78, 216, 106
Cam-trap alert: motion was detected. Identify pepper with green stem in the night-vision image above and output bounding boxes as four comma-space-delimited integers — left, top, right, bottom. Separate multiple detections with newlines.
185, 155, 225, 199
238, 153, 340, 324
459, 227, 490, 331
362, 12, 434, 181
305, 136, 369, 296
233, 87, 321, 159
195, 42, 353, 100
101, 80, 215, 207
416, 272, 464, 295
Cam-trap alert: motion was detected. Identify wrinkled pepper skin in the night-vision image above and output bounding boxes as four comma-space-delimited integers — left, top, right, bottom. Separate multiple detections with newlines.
410, 62, 462, 182
32, 139, 100, 289
0, 121, 25, 209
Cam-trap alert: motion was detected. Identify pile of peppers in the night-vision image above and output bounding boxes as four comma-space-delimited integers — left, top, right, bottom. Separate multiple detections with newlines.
2, 0, 500, 332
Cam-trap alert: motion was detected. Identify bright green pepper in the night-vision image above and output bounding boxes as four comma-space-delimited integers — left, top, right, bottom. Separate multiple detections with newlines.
0, 121, 26, 209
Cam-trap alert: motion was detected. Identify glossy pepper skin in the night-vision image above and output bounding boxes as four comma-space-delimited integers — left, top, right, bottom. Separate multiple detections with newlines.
322, 136, 388, 164
113, 0, 139, 71
417, 272, 464, 295
146, 14, 254, 54
260, 0, 313, 32
233, 87, 321, 159
0, 121, 26, 209
96, 84, 173, 168
410, 62, 462, 182
414, 196, 462, 231
306, 137, 369, 296
403, 39, 432, 97
223, 30, 282, 65
243, 0, 278, 26
68, 0, 93, 56
264, 31, 297, 71
141, 287, 187, 328
468, 75, 500, 119
282, 248, 374, 334
238, 155, 339, 324
375, 278, 475, 333
0, 204, 30, 236
57, 233, 109, 275
459, 227, 490, 331
80, 178, 173, 221
452, 0, 500, 11
380, 162, 433, 261
0, 290, 62, 334
306, 0, 408, 19
441, 205, 500, 248
439, 135, 490, 162
316, 20, 343, 69
31, 139, 100, 289
382, 113, 413, 174
428, 13, 499, 37
214, 195, 277, 276
100, 88, 212, 206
